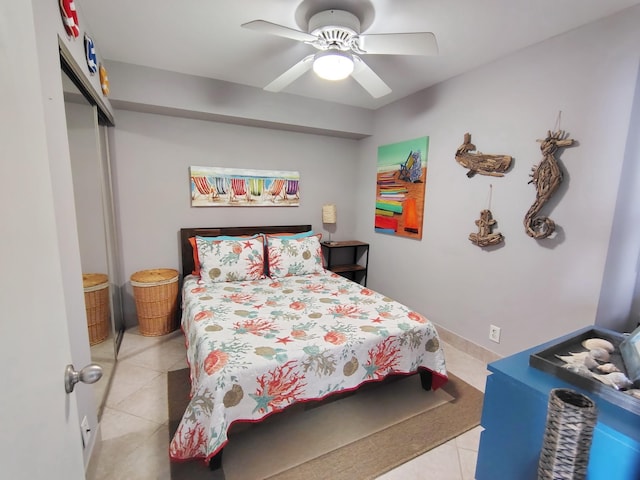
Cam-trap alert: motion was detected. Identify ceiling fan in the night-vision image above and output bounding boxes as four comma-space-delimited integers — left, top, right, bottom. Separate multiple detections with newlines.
241, 9, 438, 98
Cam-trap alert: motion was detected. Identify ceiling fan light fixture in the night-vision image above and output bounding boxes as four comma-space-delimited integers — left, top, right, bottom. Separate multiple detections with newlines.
313, 50, 354, 81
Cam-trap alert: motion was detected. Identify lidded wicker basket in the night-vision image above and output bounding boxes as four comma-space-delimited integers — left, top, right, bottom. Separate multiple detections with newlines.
83, 273, 110, 346
131, 268, 179, 336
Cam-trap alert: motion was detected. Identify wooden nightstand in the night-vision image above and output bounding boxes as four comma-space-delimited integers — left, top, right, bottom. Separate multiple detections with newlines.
321, 240, 369, 286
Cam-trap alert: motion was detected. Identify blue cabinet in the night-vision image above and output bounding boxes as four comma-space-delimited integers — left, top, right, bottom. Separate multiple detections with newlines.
476, 329, 640, 479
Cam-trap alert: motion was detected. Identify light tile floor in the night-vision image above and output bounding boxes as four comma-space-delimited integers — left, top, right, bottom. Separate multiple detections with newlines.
86, 328, 489, 480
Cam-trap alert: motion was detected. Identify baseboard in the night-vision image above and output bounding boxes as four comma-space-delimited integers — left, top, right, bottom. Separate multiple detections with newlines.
434, 323, 502, 365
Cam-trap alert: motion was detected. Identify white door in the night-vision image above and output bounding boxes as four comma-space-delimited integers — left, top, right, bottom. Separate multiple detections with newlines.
0, 2, 86, 479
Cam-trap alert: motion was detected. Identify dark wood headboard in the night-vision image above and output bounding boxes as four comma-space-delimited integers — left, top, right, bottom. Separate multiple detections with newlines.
179, 225, 312, 277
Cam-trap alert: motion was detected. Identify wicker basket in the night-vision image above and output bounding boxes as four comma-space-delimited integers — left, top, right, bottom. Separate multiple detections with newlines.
131, 268, 179, 336
538, 388, 598, 480
83, 273, 110, 346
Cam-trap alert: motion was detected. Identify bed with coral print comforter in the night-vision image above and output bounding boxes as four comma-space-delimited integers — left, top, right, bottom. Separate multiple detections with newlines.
169, 270, 448, 462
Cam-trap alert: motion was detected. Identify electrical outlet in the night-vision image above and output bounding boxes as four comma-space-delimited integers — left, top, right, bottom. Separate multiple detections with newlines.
489, 325, 501, 343
80, 416, 91, 448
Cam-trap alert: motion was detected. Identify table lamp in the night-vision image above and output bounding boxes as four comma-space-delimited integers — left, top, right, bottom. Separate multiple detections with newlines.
322, 204, 337, 243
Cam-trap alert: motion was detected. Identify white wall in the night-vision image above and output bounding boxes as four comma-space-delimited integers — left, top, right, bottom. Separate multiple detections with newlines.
110, 110, 360, 325
105, 61, 373, 139
596, 62, 640, 333
354, 6, 640, 356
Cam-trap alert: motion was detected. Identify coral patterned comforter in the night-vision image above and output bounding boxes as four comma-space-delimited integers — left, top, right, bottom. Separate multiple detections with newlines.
169, 271, 448, 462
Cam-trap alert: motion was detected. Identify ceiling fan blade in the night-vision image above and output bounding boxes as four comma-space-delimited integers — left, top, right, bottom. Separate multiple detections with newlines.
351, 56, 391, 98
358, 32, 438, 56
264, 55, 314, 92
241, 20, 317, 43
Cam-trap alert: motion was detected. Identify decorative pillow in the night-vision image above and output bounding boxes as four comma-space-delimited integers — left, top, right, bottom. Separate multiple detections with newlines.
265, 231, 316, 239
188, 237, 201, 276
196, 235, 265, 283
189, 235, 259, 277
267, 233, 324, 278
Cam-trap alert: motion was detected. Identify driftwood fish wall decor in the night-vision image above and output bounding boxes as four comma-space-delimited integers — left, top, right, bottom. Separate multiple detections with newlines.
455, 133, 513, 178
524, 130, 575, 239
469, 209, 504, 247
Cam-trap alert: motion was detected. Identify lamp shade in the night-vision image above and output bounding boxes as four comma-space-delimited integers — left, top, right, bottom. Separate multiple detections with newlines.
313, 50, 354, 81
322, 204, 337, 224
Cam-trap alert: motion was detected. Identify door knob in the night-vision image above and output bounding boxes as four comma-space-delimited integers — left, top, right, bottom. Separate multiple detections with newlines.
64, 363, 103, 394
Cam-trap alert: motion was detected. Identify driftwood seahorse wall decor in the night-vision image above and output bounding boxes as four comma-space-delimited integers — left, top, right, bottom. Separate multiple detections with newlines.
469, 209, 504, 247
524, 129, 575, 239
455, 133, 513, 178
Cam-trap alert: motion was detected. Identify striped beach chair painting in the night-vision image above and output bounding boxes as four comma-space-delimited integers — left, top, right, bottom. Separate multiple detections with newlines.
249, 178, 264, 201
213, 177, 227, 197
190, 166, 300, 206
191, 176, 214, 201
230, 178, 250, 202
266, 178, 286, 202
285, 179, 299, 199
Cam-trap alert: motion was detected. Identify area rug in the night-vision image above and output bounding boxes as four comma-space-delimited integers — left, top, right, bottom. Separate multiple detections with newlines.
168, 369, 483, 480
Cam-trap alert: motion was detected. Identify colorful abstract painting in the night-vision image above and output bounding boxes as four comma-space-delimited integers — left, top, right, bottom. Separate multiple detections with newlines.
375, 137, 429, 239
190, 166, 300, 207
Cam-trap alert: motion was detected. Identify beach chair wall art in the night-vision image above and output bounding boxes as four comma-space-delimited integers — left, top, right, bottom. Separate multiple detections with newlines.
190, 166, 300, 207
375, 137, 429, 239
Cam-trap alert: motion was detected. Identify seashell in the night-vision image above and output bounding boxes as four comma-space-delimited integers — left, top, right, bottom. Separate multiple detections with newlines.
556, 352, 591, 364
343, 357, 359, 376
592, 372, 633, 390
596, 363, 621, 373
582, 355, 599, 370
561, 363, 593, 377
254, 346, 276, 357
425, 338, 440, 353
360, 325, 379, 333
582, 338, 615, 353
556, 352, 598, 369
223, 384, 244, 407
588, 347, 610, 362
556, 349, 609, 366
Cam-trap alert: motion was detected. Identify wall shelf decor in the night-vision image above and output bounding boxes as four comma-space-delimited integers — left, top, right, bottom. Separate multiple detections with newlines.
60, 0, 80, 38
469, 185, 503, 247
455, 133, 513, 178
524, 130, 575, 239
469, 209, 503, 247
84, 34, 97, 74
99, 64, 109, 96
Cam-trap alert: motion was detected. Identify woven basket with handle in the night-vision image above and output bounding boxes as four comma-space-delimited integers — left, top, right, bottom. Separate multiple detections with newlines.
83, 273, 110, 345
131, 268, 179, 336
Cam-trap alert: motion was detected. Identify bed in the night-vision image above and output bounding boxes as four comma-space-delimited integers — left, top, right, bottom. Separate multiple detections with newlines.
169, 225, 448, 468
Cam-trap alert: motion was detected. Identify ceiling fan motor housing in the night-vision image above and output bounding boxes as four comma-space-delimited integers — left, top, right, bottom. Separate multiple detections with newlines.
308, 9, 362, 51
